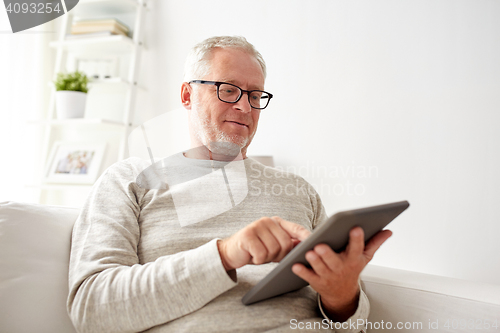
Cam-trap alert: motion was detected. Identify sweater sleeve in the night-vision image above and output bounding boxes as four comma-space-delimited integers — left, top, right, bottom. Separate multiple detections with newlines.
318, 285, 370, 333
67, 160, 237, 333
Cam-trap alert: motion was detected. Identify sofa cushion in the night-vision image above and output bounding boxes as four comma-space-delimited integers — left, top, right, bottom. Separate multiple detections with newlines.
0, 201, 80, 333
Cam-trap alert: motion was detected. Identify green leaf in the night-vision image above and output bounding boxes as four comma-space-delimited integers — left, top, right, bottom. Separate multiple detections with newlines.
53, 71, 89, 93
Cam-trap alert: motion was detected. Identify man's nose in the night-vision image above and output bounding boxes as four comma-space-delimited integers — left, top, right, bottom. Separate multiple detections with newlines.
234, 93, 252, 113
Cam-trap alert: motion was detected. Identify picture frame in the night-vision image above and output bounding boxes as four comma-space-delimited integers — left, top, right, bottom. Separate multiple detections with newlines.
44, 141, 107, 184
74, 56, 119, 80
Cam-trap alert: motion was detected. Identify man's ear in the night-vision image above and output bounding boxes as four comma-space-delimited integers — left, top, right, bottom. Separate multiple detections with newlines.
181, 82, 193, 110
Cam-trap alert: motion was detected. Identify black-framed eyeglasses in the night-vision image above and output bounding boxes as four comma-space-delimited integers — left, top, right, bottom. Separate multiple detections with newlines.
189, 80, 273, 110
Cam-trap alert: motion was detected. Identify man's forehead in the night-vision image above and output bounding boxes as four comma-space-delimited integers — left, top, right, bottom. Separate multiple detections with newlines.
208, 48, 265, 87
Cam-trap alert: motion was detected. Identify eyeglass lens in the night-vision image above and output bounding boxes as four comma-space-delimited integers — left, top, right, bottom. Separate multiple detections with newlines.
218, 83, 270, 109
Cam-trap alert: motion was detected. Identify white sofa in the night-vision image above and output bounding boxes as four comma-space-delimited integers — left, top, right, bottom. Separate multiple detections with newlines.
1, 201, 499, 333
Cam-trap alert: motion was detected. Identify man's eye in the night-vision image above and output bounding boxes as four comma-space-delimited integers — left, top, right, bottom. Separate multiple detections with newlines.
250, 92, 262, 100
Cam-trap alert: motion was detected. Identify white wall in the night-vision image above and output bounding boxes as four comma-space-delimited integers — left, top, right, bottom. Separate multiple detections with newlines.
135, 0, 500, 285
0, 12, 55, 204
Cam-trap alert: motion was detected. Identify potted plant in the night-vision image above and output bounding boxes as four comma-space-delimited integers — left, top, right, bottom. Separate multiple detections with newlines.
54, 71, 89, 119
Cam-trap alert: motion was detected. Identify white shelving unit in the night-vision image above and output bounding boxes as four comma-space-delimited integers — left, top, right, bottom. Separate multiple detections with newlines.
49, 34, 136, 53
32, 0, 149, 207
29, 118, 127, 126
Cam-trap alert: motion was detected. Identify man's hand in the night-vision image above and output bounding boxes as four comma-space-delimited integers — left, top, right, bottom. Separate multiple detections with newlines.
217, 216, 311, 271
292, 227, 392, 322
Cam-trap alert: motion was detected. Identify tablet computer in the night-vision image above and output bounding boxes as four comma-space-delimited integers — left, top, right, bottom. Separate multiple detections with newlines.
242, 200, 410, 305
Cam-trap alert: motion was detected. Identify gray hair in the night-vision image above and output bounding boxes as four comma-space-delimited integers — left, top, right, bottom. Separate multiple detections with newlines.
183, 36, 267, 82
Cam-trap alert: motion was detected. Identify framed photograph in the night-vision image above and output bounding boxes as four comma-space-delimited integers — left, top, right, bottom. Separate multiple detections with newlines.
74, 56, 119, 80
44, 142, 106, 184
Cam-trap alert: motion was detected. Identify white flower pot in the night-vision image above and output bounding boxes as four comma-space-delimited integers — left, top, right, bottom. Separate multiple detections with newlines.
55, 91, 87, 119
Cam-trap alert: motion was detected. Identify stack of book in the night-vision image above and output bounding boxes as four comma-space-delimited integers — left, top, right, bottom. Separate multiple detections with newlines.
68, 19, 130, 39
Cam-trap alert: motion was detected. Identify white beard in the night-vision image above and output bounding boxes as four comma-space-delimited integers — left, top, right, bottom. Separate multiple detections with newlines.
191, 103, 251, 150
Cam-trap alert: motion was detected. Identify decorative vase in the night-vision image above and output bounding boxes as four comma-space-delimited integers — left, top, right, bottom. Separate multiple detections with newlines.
55, 91, 87, 119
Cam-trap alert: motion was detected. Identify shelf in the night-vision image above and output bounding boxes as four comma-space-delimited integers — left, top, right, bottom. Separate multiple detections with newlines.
73, 0, 139, 17
88, 77, 146, 90
90, 77, 130, 84
49, 35, 136, 55
47, 78, 145, 91
26, 183, 93, 190
28, 118, 127, 127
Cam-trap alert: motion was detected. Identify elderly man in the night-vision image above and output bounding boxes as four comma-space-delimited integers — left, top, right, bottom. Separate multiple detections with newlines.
67, 36, 390, 333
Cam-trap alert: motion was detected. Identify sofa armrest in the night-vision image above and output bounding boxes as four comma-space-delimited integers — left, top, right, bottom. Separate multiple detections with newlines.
361, 265, 500, 332
0, 201, 80, 333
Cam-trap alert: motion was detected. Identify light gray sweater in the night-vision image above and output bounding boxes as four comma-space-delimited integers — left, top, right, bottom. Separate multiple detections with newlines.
67, 154, 369, 332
